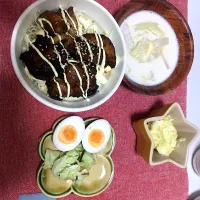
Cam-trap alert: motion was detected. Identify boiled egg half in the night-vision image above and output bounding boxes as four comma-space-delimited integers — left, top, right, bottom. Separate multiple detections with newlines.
82, 119, 111, 153
53, 116, 85, 152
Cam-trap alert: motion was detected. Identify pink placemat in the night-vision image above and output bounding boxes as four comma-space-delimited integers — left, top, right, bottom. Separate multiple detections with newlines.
0, 0, 188, 200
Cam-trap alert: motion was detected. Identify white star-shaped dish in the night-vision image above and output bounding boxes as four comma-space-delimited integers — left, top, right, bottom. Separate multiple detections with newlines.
133, 102, 199, 168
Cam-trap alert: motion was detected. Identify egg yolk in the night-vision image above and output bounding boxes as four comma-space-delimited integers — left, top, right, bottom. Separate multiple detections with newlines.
88, 129, 105, 148
58, 125, 77, 144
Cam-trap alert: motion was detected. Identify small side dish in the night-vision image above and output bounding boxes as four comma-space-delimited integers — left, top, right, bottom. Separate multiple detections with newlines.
133, 103, 199, 168
20, 6, 116, 100
37, 116, 115, 197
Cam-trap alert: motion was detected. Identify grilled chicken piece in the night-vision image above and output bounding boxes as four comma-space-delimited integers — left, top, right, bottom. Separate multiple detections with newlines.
83, 34, 116, 68
49, 34, 77, 63
46, 63, 98, 99
34, 36, 57, 59
63, 36, 103, 65
65, 63, 87, 97
39, 11, 68, 36
86, 63, 99, 96
46, 77, 69, 100
20, 36, 56, 80
57, 7, 79, 37
20, 36, 63, 80
65, 62, 98, 97
20, 49, 55, 80
52, 34, 74, 45
69, 37, 94, 64
62, 35, 77, 57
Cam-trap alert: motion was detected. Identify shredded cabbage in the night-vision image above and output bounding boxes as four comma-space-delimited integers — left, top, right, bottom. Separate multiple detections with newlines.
44, 149, 61, 169
74, 144, 84, 153
22, 10, 44, 51
43, 144, 96, 182
52, 150, 79, 176
51, 155, 69, 176
77, 12, 98, 34
130, 22, 169, 63
59, 164, 80, 180
80, 152, 95, 170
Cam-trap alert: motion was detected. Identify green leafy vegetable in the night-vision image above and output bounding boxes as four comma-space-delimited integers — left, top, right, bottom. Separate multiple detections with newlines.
44, 149, 61, 169
74, 144, 84, 153
59, 164, 80, 180
65, 150, 80, 164
80, 152, 95, 170
52, 155, 69, 176
43, 143, 97, 184
52, 150, 79, 176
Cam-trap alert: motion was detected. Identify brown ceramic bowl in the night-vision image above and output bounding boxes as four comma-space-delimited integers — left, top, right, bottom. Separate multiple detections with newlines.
133, 103, 199, 168
115, 0, 194, 95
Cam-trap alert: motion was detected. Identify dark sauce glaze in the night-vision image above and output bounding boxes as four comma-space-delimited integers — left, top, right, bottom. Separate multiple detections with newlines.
20, 7, 116, 100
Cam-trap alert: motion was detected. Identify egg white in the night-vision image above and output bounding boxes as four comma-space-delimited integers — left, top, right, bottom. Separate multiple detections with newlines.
82, 119, 111, 153
53, 116, 85, 152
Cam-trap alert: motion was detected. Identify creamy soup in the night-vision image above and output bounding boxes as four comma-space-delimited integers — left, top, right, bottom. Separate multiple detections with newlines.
121, 10, 179, 86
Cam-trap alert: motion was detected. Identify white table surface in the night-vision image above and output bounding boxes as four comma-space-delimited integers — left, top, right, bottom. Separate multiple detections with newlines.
187, 0, 200, 199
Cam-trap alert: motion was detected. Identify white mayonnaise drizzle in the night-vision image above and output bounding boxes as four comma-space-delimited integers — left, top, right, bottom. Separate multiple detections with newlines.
59, 6, 79, 35
26, 35, 58, 77
53, 46, 65, 68
65, 9, 78, 32
94, 33, 107, 87
73, 35, 90, 98
54, 78, 63, 98
95, 33, 106, 72
81, 36, 93, 62
59, 7, 71, 30
38, 16, 89, 98
95, 33, 101, 65
63, 73, 70, 98
53, 46, 70, 97
26, 35, 65, 98
60, 7, 89, 62
38, 17, 70, 98
98, 33, 106, 72
38, 18, 54, 43
100, 49, 106, 73
55, 7, 97, 98
69, 63, 86, 98
38, 17, 68, 59
68, 60, 79, 63
65, 32, 90, 98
